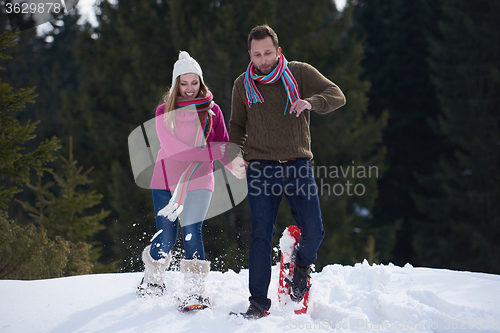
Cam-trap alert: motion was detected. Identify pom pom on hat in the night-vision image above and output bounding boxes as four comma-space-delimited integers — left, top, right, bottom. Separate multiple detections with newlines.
171, 51, 204, 93
178, 51, 190, 60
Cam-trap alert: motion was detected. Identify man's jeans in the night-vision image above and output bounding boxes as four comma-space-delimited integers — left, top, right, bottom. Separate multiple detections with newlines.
246, 159, 325, 311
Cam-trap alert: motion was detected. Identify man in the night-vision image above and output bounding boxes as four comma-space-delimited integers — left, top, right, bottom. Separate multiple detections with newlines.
229, 25, 346, 319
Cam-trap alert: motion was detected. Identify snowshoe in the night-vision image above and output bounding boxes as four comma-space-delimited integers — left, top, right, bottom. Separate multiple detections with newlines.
278, 225, 311, 314
137, 277, 166, 297
178, 294, 211, 313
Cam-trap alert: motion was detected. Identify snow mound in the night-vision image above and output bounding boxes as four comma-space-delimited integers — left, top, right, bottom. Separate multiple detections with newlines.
1, 261, 499, 332
278, 226, 296, 263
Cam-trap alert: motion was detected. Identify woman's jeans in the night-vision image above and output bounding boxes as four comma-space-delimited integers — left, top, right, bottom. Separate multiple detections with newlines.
150, 189, 212, 260
246, 159, 325, 311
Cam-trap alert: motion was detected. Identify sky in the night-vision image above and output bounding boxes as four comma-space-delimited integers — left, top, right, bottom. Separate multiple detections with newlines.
75, 0, 103, 27
74, 0, 347, 27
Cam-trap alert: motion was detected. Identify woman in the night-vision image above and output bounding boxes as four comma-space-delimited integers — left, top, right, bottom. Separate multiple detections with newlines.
138, 51, 228, 312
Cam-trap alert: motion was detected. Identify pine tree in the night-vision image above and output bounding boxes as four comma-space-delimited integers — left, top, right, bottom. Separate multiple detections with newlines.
17, 137, 109, 243
0, 30, 90, 280
0, 31, 61, 209
3, 9, 83, 226
16, 137, 110, 268
413, 0, 500, 273
352, 0, 443, 265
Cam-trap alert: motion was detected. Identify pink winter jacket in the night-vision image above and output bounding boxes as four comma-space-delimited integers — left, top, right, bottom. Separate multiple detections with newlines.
150, 102, 229, 191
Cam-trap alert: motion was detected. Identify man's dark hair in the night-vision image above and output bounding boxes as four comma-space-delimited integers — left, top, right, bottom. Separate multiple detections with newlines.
248, 24, 279, 50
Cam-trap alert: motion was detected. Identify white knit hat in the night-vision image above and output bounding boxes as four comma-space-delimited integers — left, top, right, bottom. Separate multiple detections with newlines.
170, 51, 204, 94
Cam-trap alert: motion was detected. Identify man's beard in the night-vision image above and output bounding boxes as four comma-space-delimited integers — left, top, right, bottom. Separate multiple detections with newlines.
257, 58, 279, 75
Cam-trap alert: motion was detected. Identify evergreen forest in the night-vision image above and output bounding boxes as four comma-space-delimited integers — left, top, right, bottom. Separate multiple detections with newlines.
1, 0, 499, 279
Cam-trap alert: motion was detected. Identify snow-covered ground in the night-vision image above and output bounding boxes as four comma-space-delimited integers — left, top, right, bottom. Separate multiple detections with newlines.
1, 261, 499, 333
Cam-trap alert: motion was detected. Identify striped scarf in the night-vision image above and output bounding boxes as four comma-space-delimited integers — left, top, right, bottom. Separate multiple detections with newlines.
170, 111, 209, 209
175, 91, 213, 141
244, 53, 301, 114
175, 91, 213, 112
160, 93, 213, 222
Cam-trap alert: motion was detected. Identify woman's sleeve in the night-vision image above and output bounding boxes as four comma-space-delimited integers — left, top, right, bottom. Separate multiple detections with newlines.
210, 103, 238, 169
211, 103, 229, 143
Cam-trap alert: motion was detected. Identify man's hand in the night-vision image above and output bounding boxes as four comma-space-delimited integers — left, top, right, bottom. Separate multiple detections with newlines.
231, 156, 248, 179
289, 99, 312, 117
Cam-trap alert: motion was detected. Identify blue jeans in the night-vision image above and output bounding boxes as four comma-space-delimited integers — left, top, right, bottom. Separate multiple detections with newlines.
150, 189, 212, 260
246, 159, 325, 311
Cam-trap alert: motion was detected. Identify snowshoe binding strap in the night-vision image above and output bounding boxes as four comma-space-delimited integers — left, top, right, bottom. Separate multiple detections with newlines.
285, 265, 312, 302
285, 277, 312, 302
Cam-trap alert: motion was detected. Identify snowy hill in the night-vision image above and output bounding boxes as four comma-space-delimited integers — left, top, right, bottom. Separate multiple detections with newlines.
1, 261, 499, 333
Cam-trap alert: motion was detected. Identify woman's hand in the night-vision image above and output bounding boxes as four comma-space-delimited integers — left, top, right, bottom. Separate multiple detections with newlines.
220, 143, 227, 155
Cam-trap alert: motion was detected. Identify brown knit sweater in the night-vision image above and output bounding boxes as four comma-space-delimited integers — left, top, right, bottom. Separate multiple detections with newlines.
229, 61, 346, 161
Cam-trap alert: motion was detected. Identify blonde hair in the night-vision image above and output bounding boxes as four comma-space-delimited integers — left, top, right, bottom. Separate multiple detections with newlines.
160, 75, 211, 135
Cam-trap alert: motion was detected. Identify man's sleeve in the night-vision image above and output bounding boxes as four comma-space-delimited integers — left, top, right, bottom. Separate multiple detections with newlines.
228, 76, 248, 160
300, 62, 346, 114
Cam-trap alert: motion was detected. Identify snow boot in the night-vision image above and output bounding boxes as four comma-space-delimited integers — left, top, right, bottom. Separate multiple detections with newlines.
285, 264, 312, 302
178, 259, 211, 312
137, 245, 171, 297
230, 303, 270, 319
